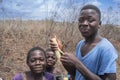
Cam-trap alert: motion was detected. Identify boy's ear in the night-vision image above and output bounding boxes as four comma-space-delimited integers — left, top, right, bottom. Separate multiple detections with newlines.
98, 21, 101, 28
26, 61, 29, 66
99, 21, 101, 25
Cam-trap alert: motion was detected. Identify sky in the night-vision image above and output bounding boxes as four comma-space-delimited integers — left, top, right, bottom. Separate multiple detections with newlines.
0, 0, 120, 25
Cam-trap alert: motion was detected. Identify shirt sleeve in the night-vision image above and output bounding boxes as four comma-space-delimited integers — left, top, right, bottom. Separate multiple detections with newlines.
50, 76, 55, 80
98, 47, 118, 75
45, 72, 55, 80
13, 73, 23, 80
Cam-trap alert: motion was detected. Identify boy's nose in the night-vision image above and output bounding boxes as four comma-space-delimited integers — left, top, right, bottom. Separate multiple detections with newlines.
35, 60, 40, 64
48, 57, 53, 60
83, 20, 89, 25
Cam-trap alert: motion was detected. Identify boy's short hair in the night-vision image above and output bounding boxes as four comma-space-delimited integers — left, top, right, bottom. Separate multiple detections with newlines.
46, 48, 54, 52
81, 4, 101, 21
26, 46, 45, 63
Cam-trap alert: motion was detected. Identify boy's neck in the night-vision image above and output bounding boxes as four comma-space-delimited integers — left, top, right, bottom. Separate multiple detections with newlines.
85, 33, 102, 44
46, 66, 55, 73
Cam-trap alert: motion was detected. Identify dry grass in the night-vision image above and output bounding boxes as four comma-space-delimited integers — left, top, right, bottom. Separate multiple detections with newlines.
0, 20, 120, 80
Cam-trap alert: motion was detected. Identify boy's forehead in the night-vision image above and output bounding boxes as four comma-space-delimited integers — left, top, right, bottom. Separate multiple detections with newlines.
80, 9, 98, 14
80, 9, 98, 15
46, 51, 55, 55
30, 50, 44, 56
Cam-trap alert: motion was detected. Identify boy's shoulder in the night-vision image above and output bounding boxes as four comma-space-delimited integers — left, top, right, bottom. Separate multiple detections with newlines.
45, 72, 55, 80
13, 73, 23, 80
98, 38, 115, 48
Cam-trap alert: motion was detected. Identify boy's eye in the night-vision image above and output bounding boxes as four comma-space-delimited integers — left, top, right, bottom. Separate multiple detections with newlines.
79, 18, 84, 23
46, 56, 56, 59
30, 58, 45, 62
40, 58, 45, 61
30, 59, 35, 62
51, 56, 56, 59
79, 17, 95, 23
88, 18, 94, 22
46, 56, 50, 58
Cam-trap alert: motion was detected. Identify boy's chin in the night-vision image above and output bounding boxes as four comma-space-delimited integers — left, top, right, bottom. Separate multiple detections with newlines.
33, 70, 44, 74
47, 63, 54, 66
47, 65, 54, 67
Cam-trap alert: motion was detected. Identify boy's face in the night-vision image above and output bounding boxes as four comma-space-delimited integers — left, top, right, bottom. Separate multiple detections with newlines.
78, 9, 100, 38
46, 51, 57, 67
27, 50, 46, 74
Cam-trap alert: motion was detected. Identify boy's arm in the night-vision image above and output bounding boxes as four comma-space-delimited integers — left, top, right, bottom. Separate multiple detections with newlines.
62, 54, 116, 80
74, 57, 116, 80
99, 73, 116, 80
62, 62, 76, 79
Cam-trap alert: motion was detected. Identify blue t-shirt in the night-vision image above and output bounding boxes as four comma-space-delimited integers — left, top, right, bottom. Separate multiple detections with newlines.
75, 38, 118, 80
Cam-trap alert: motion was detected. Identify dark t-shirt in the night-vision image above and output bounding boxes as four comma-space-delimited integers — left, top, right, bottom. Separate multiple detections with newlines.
13, 72, 54, 80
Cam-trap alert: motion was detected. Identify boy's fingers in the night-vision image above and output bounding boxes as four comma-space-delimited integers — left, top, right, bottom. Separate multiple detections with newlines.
49, 42, 59, 50
50, 43, 58, 47
49, 35, 63, 52
50, 39, 54, 42
50, 46, 59, 51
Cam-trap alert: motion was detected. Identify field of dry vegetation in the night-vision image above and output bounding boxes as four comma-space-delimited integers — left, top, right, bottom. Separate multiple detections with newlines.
0, 20, 120, 80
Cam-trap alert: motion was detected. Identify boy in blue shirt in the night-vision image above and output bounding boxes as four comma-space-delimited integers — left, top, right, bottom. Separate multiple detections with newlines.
50, 4, 118, 80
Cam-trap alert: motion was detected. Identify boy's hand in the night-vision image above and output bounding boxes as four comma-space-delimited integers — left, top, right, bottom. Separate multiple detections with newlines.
50, 36, 63, 51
